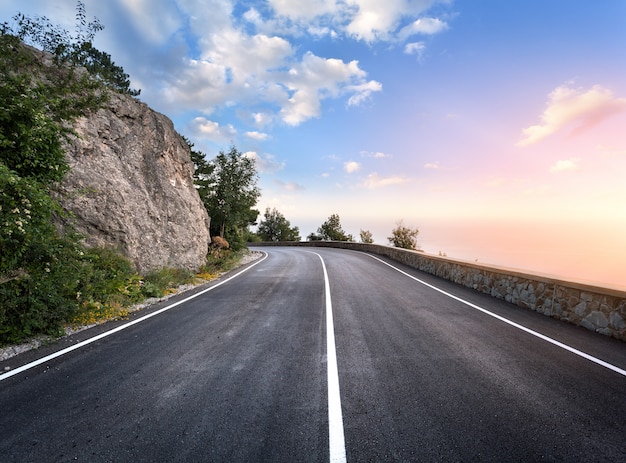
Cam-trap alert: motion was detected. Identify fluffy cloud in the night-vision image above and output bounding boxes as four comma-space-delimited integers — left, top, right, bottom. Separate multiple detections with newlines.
518, 84, 626, 146
361, 151, 391, 158
344, 161, 362, 173
550, 158, 581, 173
267, 0, 338, 21
256, 0, 450, 44
362, 172, 411, 188
244, 152, 285, 174
274, 179, 305, 191
281, 52, 381, 125
189, 117, 237, 142
117, 0, 183, 45
1, 0, 444, 139
398, 17, 448, 40
404, 42, 426, 59
596, 144, 626, 157
245, 131, 270, 140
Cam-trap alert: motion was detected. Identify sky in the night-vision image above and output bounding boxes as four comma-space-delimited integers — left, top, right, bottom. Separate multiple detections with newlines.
2, 1, 626, 288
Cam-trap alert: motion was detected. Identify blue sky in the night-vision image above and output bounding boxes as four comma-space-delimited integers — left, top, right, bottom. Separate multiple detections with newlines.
2, 1, 626, 286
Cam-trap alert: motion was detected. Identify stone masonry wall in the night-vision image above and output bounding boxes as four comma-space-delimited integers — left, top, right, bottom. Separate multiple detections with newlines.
253, 241, 626, 341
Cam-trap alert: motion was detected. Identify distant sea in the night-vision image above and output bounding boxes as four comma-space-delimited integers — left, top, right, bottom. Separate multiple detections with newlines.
415, 218, 626, 291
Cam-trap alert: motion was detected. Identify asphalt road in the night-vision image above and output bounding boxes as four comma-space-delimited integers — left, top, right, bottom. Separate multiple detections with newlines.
1, 247, 625, 462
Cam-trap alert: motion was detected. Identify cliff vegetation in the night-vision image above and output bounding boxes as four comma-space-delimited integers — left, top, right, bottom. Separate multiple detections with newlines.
0, 4, 249, 345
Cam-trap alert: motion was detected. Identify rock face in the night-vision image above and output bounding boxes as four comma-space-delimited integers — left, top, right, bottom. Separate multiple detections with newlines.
55, 92, 211, 273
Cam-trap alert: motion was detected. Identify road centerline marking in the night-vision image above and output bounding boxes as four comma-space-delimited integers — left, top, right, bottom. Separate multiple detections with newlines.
311, 252, 347, 463
365, 253, 626, 378
0, 252, 268, 382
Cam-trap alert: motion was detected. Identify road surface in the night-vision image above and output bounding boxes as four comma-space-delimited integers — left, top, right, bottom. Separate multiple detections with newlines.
1, 246, 625, 462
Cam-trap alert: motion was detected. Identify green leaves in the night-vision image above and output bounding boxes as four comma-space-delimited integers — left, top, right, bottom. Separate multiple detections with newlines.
3, 2, 139, 96
316, 213, 353, 242
388, 220, 419, 250
257, 207, 301, 242
191, 145, 261, 249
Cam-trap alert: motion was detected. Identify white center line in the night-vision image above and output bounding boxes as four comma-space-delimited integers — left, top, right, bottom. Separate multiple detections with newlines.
313, 252, 347, 463
366, 253, 626, 378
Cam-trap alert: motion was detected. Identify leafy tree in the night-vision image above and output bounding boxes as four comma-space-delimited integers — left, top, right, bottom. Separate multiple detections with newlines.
0, 35, 106, 182
4, 2, 140, 96
316, 213, 353, 241
307, 232, 323, 241
388, 220, 420, 250
184, 135, 214, 202
359, 229, 374, 244
0, 5, 137, 343
200, 146, 261, 248
257, 208, 300, 242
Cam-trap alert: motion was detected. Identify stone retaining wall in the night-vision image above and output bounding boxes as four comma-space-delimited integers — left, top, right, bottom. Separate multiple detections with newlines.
252, 241, 626, 341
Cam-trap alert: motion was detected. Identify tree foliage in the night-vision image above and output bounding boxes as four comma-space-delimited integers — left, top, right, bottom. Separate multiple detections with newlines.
257, 208, 300, 242
0, 4, 143, 344
191, 145, 260, 249
314, 213, 353, 241
388, 220, 420, 250
3, 1, 140, 96
359, 229, 374, 244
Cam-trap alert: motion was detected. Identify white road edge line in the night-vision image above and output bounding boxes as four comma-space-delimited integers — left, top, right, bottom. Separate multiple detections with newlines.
312, 252, 347, 463
0, 252, 269, 382
365, 253, 626, 378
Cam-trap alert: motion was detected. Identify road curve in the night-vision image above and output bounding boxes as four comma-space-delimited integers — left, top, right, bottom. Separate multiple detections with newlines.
0, 246, 624, 462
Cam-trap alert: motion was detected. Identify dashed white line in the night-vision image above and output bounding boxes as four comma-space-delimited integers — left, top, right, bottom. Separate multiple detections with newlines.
366, 253, 626, 378
312, 252, 347, 463
0, 252, 268, 382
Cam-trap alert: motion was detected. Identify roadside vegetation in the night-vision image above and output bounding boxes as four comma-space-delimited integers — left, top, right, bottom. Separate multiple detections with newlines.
0, 5, 254, 346
1, 3, 424, 346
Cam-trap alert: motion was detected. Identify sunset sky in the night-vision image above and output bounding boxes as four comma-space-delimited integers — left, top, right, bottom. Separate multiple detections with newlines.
2, 1, 625, 287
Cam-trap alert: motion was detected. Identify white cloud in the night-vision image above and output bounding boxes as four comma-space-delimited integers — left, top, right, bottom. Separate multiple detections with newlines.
518, 84, 626, 146
424, 162, 440, 169
550, 158, 581, 173
0, 0, 445, 137
274, 179, 305, 191
118, 0, 182, 45
404, 42, 426, 59
362, 172, 411, 188
189, 117, 236, 142
268, 0, 339, 21
346, 80, 383, 106
344, 161, 362, 173
245, 131, 270, 140
596, 144, 626, 157
245, 151, 285, 173
361, 150, 391, 158
251, 112, 274, 127
251, 0, 451, 45
280, 52, 382, 125
398, 17, 448, 40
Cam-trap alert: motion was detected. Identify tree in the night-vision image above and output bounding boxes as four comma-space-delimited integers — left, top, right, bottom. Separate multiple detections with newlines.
0, 7, 121, 343
257, 208, 300, 242
388, 220, 419, 250
184, 135, 214, 202
316, 213, 353, 241
5, 2, 140, 96
359, 229, 374, 244
201, 146, 261, 248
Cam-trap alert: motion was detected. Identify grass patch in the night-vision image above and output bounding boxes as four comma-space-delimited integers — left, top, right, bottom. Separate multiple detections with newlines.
66, 248, 250, 331
1, 246, 253, 346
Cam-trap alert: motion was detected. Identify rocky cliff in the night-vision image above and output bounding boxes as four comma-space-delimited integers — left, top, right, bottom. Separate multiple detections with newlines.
55, 92, 211, 273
